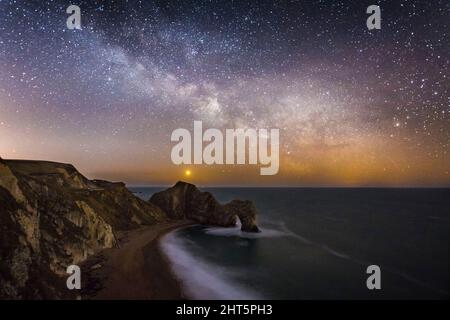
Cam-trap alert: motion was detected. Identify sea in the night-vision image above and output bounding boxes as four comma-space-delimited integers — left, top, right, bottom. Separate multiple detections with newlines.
129, 187, 450, 300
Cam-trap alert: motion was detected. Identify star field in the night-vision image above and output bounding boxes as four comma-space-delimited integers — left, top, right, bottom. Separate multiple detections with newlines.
0, 0, 448, 186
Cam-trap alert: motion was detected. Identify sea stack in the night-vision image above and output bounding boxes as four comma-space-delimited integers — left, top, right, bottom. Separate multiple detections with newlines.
149, 181, 261, 232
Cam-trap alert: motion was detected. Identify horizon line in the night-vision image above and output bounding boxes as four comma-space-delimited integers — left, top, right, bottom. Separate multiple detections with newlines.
126, 184, 450, 189
3, 157, 449, 189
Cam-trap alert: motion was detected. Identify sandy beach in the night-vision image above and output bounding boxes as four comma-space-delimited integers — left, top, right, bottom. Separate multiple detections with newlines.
81, 220, 194, 300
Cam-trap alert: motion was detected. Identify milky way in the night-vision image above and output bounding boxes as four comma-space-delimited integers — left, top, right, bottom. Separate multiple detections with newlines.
0, 0, 448, 186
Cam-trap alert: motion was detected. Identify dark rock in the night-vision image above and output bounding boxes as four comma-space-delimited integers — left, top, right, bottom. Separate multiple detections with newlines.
224, 200, 260, 233
150, 181, 260, 232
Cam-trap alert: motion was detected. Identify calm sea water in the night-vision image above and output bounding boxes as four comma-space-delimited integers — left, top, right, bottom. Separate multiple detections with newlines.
129, 187, 450, 299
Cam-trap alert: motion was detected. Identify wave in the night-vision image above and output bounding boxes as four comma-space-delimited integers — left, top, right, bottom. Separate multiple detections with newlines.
279, 222, 450, 296
162, 219, 449, 299
279, 221, 351, 259
204, 222, 287, 239
202, 219, 353, 260
160, 229, 263, 300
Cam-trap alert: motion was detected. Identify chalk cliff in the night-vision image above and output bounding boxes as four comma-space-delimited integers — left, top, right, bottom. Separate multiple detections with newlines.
0, 158, 166, 299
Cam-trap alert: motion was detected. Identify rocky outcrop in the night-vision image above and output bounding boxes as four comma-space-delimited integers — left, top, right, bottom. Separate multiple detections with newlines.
150, 181, 260, 232
224, 200, 260, 233
0, 158, 260, 299
0, 158, 167, 299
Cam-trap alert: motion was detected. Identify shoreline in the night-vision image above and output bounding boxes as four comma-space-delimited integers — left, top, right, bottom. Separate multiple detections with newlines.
81, 220, 195, 300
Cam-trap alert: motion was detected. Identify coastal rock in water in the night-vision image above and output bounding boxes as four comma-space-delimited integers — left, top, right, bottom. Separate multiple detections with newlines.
0, 158, 167, 299
149, 181, 260, 232
224, 200, 260, 233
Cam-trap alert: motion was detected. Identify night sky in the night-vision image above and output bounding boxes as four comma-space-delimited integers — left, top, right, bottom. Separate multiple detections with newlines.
0, 0, 448, 186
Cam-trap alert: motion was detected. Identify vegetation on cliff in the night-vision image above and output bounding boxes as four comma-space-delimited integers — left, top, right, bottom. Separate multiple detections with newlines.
0, 158, 166, 298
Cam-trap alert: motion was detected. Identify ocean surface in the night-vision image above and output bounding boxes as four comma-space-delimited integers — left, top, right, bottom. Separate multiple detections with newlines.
130, 187, 450, 299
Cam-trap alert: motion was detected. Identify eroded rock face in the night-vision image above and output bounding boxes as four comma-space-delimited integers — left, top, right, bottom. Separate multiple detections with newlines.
0, 158, 167, 299
0, 159, 261, 299
224, 200, 260, 233
150, 181, 260, 232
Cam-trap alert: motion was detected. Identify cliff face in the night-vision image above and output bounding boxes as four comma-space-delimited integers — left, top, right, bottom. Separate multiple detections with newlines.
149, 181, 260, 232
0, 158, 166, 299
0, 159, 260, 299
